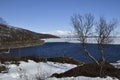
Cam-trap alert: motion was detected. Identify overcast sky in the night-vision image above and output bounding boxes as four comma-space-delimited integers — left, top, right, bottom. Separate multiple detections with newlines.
0, 0, 120, 33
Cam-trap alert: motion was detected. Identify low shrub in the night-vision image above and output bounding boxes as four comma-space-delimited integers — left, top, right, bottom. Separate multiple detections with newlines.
47, 56, 82, 65
0, 55, 82, 65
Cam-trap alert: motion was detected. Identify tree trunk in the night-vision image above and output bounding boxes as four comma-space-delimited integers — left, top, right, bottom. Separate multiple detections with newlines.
101, 49, 105, 62
99, 45, 105, 62
99, 46, 105, 77
83, 44, 99, 65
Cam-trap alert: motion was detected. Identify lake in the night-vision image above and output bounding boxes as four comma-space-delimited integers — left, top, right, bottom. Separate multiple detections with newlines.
5, 39, 120, 63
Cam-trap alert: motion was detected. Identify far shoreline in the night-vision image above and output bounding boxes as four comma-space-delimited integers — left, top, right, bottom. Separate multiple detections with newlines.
0, 39, 44, 50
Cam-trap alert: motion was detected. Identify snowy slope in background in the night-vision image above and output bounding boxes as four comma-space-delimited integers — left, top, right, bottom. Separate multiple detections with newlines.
43, 38, 120, 44
43, 30, 120, 44
42, 30, 72, 37
0, 60, 119, 80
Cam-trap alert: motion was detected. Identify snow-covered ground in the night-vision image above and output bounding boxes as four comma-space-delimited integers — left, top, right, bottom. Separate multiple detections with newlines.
111, 60, 120, 69
0, 60, 119, 80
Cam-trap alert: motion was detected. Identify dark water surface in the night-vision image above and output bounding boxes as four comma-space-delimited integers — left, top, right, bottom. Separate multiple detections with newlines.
5, 42, 120, 62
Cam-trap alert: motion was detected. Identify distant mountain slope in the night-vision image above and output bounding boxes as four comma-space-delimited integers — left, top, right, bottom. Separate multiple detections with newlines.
37, 33, 59, 39
0, 24, 58, 49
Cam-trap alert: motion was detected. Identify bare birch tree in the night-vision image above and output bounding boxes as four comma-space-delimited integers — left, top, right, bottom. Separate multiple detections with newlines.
96, 17, 117, 62
95, 17, 117, 77
71, 13, 99, 65
71, 13, 117, 77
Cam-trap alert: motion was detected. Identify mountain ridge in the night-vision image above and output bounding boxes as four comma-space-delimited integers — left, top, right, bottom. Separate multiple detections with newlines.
0, 24, 58, 49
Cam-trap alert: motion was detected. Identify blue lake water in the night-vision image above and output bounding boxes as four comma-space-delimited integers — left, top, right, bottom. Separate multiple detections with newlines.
6, 42, 120, 62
